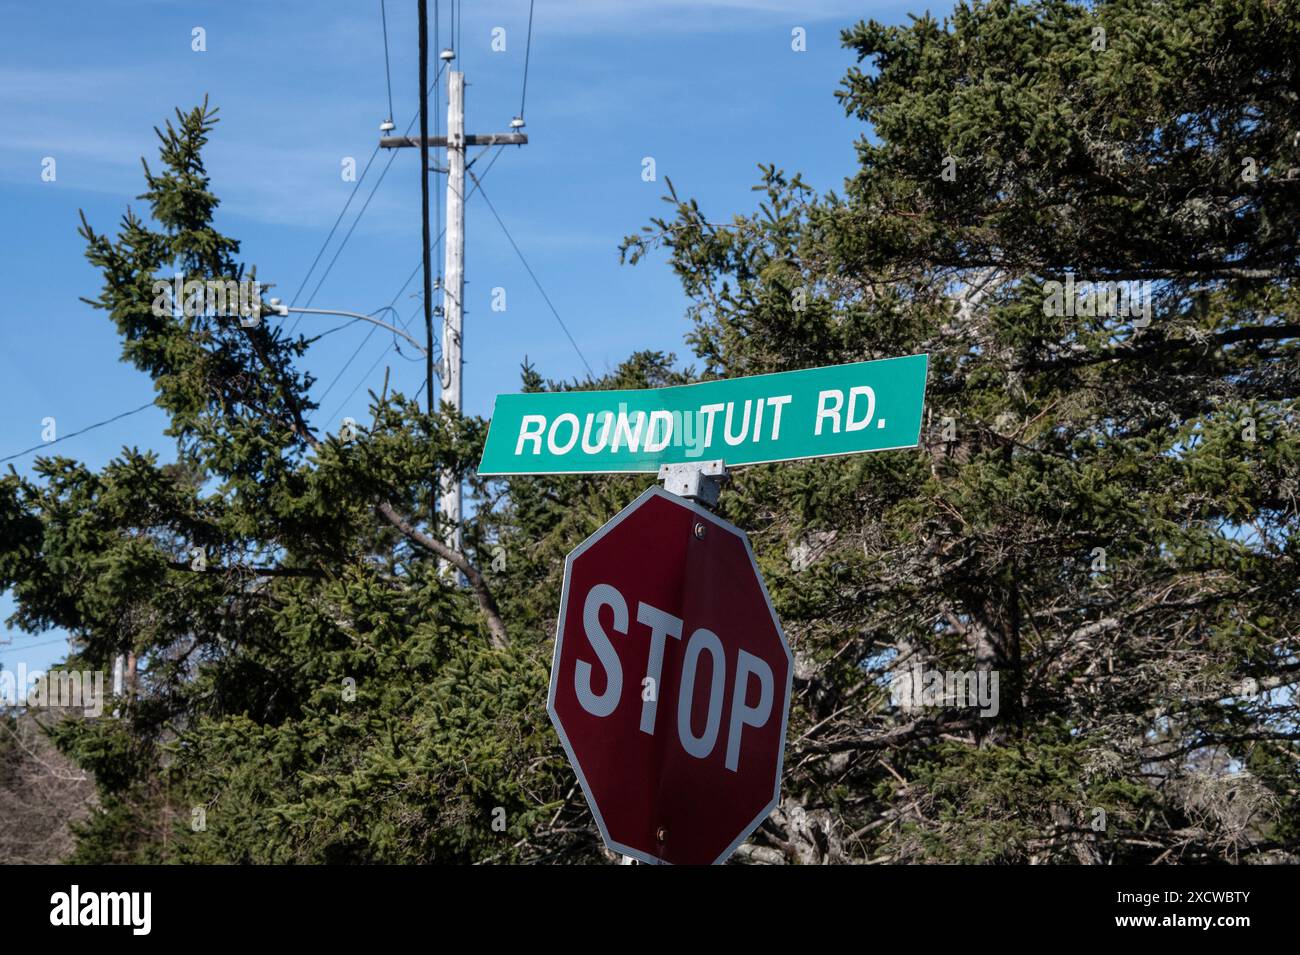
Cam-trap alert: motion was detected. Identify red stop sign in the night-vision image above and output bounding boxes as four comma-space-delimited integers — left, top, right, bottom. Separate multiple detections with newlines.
548, 486, 793, 865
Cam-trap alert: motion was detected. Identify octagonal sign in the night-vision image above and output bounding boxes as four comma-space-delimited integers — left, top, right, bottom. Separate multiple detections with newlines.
548, 486, 793, 865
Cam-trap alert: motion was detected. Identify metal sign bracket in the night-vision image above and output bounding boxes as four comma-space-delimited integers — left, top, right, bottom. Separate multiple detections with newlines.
657, 460, 729, 509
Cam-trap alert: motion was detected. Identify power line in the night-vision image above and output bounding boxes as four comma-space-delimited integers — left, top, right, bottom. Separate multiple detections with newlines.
308, 320, 354, 342
0, 402, 156, 466
317, 326, 385, 411
315, 145, 508, 418
286, 0, 414, 335
302, 148, 402, 309
289, 62, 448, 336
3, 9, 461, 468
328, 337, 410, 422
340, 144, 503, 331
0, 635, 73, 656
286, 145, 381, 327
467, 169, 595, 378
303, 63, 449, 310
16, 108, 387, 463
380, 0, 395, 124
520, 0, 535, 121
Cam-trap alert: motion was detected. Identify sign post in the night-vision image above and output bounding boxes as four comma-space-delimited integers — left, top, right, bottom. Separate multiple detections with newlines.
480, 354, 928, 864
657, 459, 727, 507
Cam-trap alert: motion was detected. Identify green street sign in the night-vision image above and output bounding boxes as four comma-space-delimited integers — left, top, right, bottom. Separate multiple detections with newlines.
478, 353, 929, 475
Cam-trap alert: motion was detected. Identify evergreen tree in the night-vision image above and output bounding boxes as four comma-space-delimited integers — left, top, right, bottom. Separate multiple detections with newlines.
1, 102, 559, 863
613, 0, 1300, 862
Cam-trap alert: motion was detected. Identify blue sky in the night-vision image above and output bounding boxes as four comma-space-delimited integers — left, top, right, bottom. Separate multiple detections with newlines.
0, 0, 916, 671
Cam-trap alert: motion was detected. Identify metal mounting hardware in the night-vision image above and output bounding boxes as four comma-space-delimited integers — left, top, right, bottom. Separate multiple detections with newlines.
657, 460, 728, 509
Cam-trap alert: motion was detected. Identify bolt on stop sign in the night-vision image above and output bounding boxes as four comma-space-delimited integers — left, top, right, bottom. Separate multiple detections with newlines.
548, 486, 793, 864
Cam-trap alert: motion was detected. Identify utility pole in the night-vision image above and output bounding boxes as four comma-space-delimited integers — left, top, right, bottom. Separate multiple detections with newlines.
418, 0, 434, 420
441, 66, 465, 559
380, 52, 527, 561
